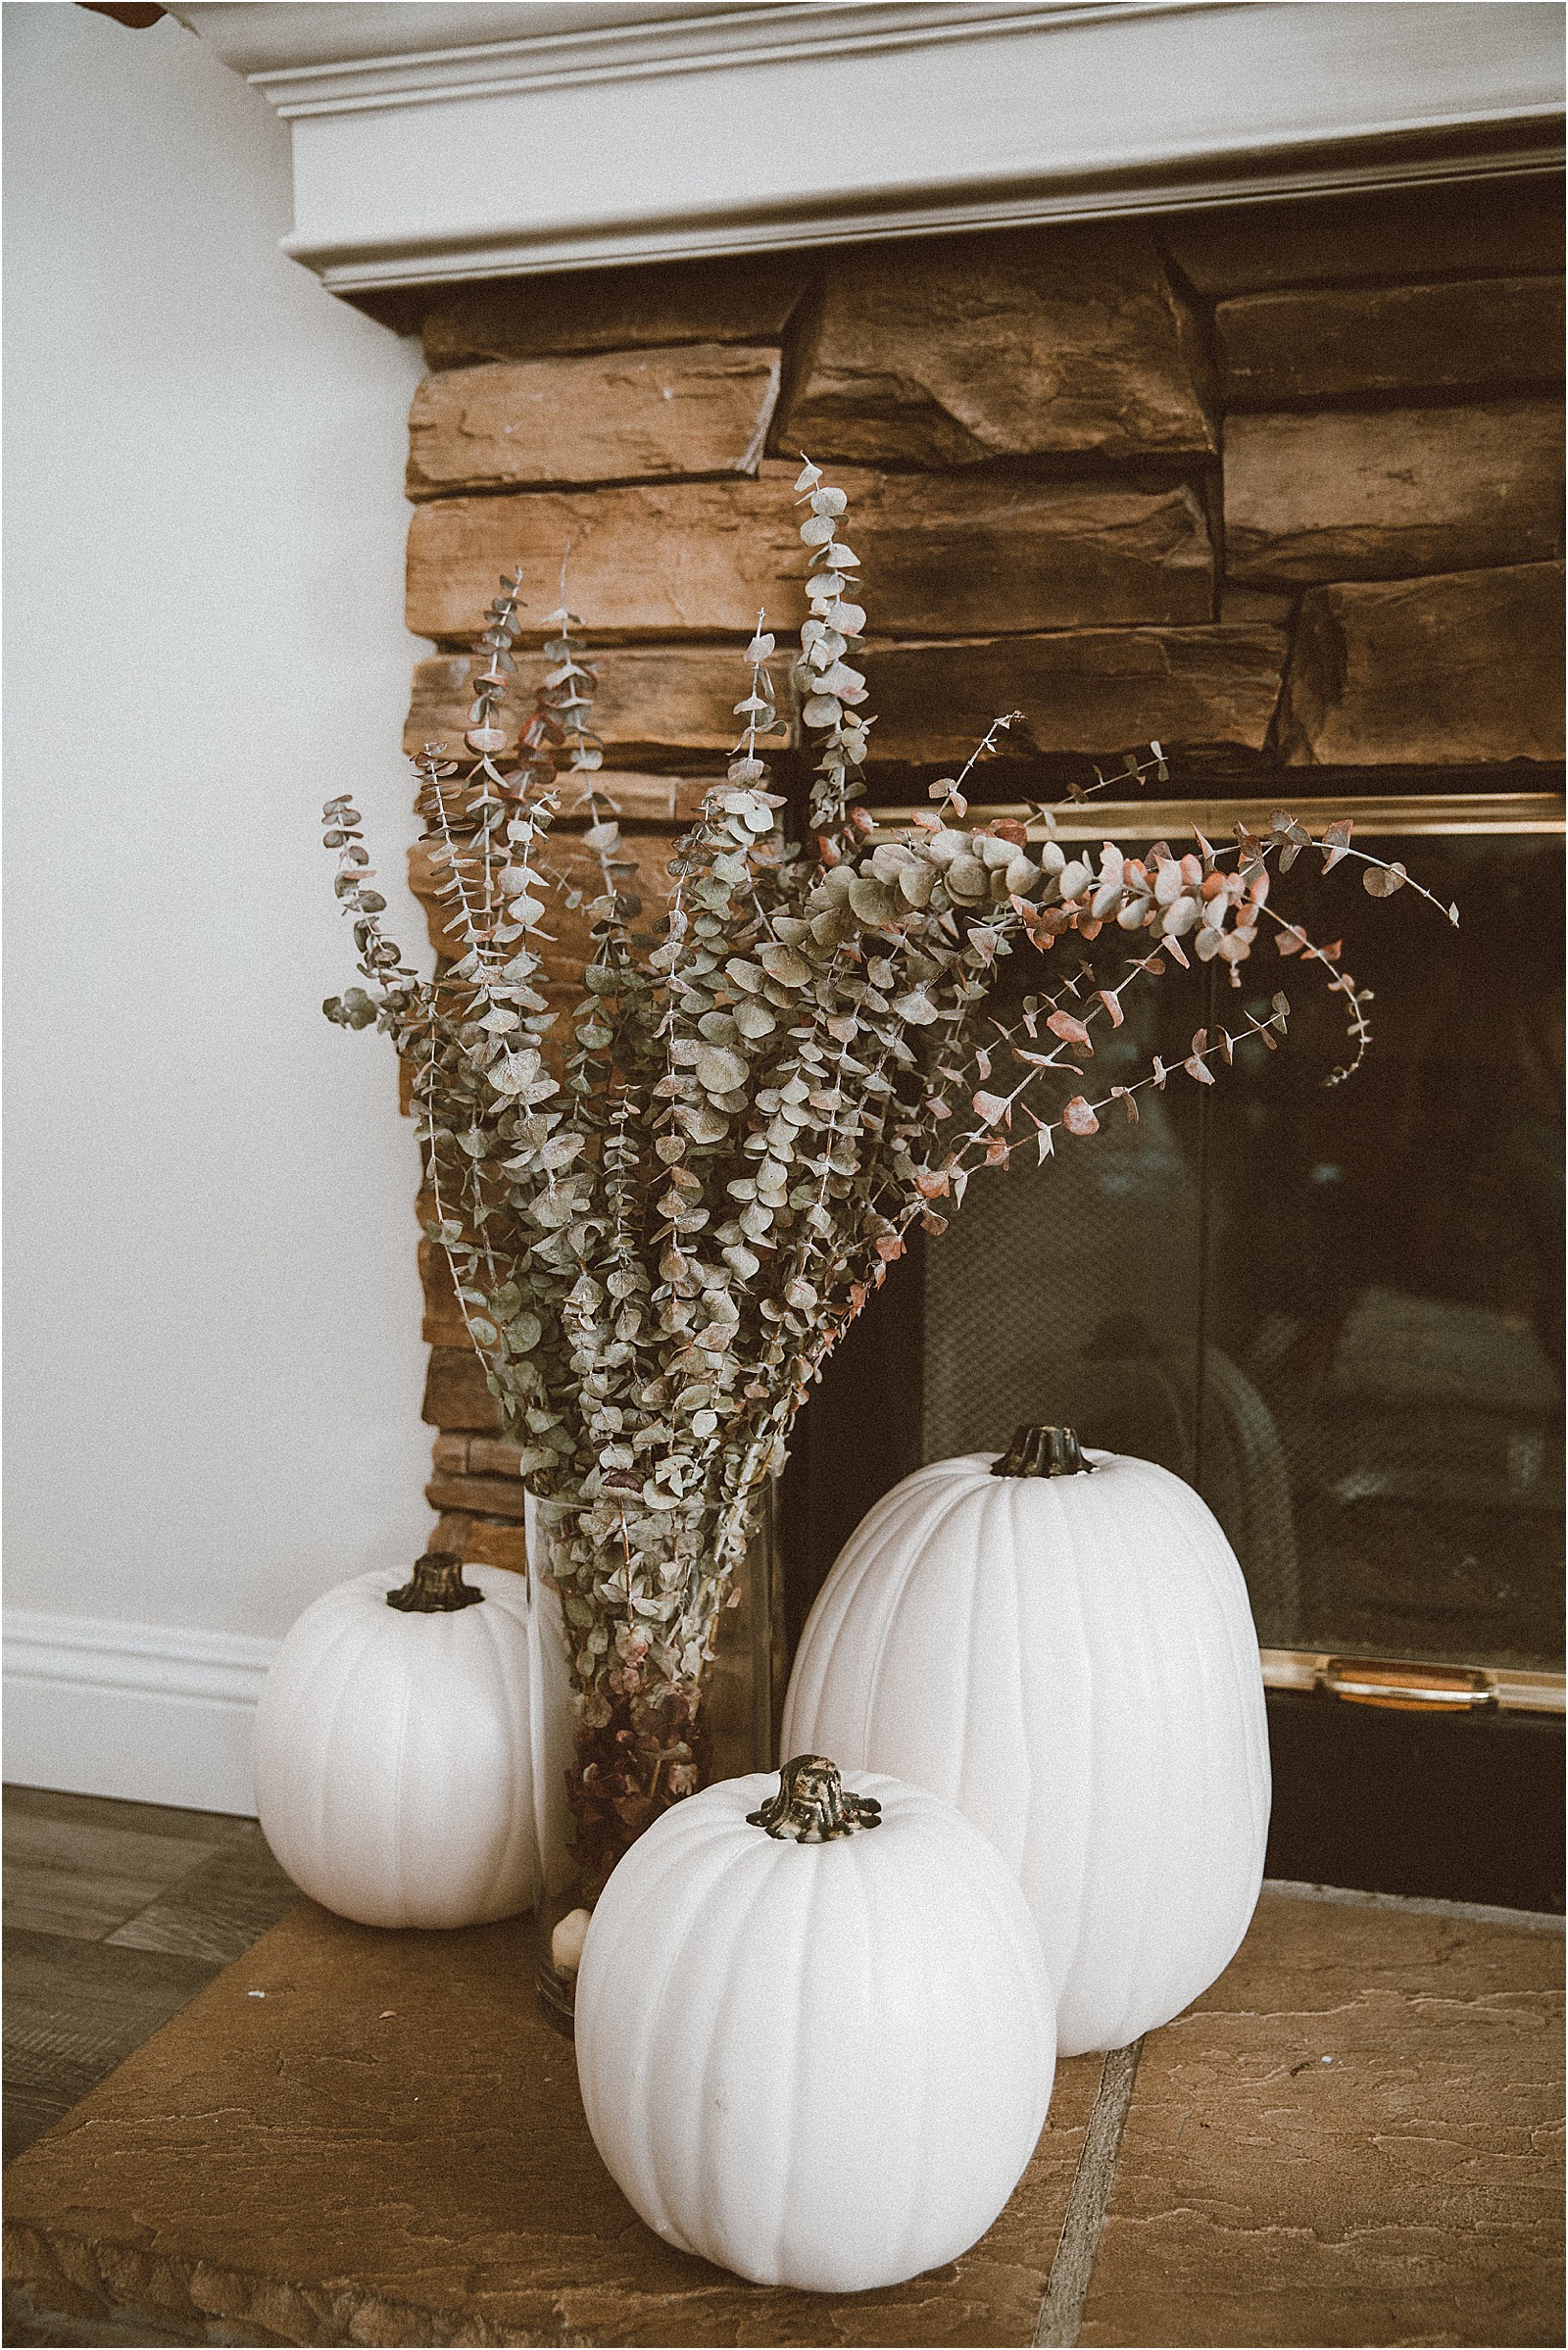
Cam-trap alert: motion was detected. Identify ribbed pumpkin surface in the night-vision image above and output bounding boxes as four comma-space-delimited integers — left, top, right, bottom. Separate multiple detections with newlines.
781, 1451, 1270, 2054
575, 1768, 1054, 2291
253, 1564, 534, 1929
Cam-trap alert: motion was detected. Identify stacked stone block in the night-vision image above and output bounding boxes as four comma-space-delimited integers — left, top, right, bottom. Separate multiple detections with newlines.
401, 174, 1565, 1554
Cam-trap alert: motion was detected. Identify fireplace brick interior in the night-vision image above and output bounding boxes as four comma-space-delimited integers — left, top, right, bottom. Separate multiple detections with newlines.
397, 174, 1565, 1570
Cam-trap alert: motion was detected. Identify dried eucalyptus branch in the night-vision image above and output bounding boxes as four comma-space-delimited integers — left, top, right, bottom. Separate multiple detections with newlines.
319, 459, 1451, 1885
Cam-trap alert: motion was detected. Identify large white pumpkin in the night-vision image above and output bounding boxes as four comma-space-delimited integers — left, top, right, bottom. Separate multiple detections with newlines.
575, 1756, 1054, 2292
253, 1555, 535, 1929
782, 1433, 1270, 2056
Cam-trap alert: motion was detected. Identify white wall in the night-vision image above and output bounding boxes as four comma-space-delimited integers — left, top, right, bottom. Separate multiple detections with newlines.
4, 3, 432, 1808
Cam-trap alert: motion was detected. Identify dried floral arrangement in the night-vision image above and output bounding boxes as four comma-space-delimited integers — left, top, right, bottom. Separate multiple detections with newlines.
322, 464, 1451, 1890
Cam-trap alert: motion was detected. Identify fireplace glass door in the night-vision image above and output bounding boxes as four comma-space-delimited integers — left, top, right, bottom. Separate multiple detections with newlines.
924, 824, 1563, 1682
785, 804, 1565, 1908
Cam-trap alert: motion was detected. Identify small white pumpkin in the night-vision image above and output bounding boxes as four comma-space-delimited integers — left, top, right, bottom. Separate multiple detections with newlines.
782, 1431, 1270, 2056
253, 1553, 535, 1929
574, 1754, 1054, 2294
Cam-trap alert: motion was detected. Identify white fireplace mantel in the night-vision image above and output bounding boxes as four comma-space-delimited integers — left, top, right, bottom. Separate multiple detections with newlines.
172, 1, 1564, 293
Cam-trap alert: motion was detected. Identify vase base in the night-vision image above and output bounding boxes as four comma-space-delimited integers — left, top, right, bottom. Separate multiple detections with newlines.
532, 1890, 592, 2039
534, 1948, 576, 2039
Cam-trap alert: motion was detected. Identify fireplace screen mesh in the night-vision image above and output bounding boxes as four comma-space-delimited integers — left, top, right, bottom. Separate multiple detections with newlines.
921, 831, 1564, 1673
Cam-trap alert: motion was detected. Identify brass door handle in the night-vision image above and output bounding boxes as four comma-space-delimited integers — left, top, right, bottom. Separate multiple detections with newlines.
1315, 1658, 1495, 1713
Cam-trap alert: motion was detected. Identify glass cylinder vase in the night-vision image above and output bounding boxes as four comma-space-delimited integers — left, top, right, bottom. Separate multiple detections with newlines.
525, 1482, 782, 2034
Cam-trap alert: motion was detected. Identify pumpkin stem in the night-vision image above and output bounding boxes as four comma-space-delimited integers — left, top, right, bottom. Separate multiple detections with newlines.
991, 1425, 1093, 1478
747, 1755, 882, 1843
386, 1552, 486, 1613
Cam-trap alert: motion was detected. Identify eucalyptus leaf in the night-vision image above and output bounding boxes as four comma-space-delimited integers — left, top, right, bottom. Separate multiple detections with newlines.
848, 877, 898, 928
694, 1044, 749, 1094
759, 943, 812, 987
678, 1105, 730, 1144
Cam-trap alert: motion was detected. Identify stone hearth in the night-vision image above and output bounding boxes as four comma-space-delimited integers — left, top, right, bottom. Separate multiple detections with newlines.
4, 1886, 1561, 2346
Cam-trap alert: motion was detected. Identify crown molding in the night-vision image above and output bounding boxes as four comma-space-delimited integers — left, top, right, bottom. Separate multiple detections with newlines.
229, 2, 1225, 118
172, 2, 1566, 294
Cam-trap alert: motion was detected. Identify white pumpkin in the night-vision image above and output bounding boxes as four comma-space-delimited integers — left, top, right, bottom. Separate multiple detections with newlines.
575, 1755, 1054, 2293
782, 1432, 1270, 2056
253, 1554, 535, 1929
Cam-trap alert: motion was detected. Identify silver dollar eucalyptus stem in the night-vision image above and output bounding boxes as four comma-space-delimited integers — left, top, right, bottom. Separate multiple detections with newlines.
319, 460, 1452, 1892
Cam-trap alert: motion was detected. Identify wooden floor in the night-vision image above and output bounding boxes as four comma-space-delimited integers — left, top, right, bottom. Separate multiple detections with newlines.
3, 1785, 300, 2167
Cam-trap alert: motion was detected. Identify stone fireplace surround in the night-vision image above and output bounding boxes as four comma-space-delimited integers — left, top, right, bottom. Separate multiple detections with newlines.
178, 1, 1565, 1576
394, 173, 1564, 1580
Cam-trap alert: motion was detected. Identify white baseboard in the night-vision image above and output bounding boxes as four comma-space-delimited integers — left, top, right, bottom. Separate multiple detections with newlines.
3, 1611, 280, 1817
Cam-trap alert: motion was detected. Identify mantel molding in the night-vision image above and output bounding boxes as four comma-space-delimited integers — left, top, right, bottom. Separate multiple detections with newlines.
221, 2, 1233, 116
172, 1, 1565, 294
